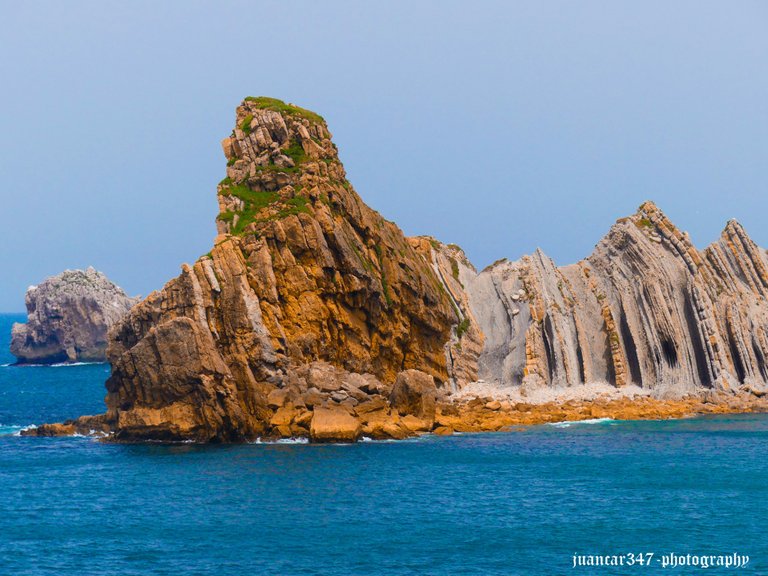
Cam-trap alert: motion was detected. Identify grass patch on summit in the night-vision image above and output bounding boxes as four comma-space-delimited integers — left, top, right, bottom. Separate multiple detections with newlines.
244, 97, 325, 125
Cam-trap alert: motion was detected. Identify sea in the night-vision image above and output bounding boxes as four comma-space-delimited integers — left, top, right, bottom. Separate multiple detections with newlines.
1, 312, 766, 575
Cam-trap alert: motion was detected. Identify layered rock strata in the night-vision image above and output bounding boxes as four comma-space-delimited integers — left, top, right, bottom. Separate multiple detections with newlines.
464, 201, 768, 400
11, 268, 137, 364
27, 98, 768, 442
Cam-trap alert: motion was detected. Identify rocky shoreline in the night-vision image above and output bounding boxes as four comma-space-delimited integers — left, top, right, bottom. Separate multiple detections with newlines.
24, 357, 768, 442
26, 388, 768, 442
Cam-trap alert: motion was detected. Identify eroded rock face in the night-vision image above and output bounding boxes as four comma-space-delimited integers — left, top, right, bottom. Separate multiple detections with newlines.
461, 201, 768, 399
11, 268, 138, 364
415, 238, 484, 391
88, 97, 461, 442
389, 369, 438, 428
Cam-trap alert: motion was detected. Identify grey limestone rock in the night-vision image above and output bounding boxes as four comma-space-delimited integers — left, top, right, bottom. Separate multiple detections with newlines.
11, 267, 138, 364
451, 201, 768, 398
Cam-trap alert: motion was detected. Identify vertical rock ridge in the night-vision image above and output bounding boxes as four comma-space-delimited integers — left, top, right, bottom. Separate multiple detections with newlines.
415, 238, 483, 390
464, 201, 768, 398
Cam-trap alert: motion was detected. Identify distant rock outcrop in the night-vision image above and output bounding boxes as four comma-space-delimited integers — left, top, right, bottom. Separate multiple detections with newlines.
11, 268, 138, 364
25, 98, 768, 442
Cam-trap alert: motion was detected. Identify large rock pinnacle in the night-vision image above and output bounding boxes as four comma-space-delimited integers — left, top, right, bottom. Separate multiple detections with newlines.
93, 97, 463, 441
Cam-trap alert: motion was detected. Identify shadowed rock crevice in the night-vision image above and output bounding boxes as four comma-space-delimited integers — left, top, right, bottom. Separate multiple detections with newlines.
574, 336, 586, 385
753, 337, 768, 382
727, 325, 747, 385
683, 292, 713, 388
661, 338, 679, 368
542, 315, 557, 384
618, 308, 642, 385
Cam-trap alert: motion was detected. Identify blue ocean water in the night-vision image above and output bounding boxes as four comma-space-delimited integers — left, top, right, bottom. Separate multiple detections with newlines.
1, 313, 766, 575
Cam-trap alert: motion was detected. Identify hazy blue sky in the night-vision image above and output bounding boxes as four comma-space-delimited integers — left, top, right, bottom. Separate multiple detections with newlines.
1, 1, 766, 311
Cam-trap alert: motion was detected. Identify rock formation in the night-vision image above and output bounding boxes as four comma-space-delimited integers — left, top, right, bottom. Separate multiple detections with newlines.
462, 201, 768, 399
26, 98, 768, 442
11, 268, 138, 364
389, 369, 438, 431
42, 97, 465, 442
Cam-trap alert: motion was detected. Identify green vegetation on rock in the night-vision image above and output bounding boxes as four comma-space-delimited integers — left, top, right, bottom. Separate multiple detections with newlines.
284, 140, 307, 165
350, 243, 373, 273
482, 258, 508, 273
244, 96, 325, 125
236, 140, 307, 176
450, 258, 460, 282
218, 182, 314, 235
456, 318, 470, 339
374, 245, 393, 306
217, 183, 279, 235
240, 114, 254, 135
276, 196, 311, 219
254, 163, 301, 175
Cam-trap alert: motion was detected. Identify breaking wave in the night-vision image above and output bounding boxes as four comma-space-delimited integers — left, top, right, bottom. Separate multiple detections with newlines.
548, 417, 615, 428
0, 424, 36, 436
0, 361, 106, 368
251, 437, 310, 445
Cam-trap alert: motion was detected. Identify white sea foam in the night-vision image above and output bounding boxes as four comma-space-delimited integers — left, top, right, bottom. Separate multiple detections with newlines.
0, 424, 110, 439
1, 361, 107, 368
251, 437, 310, 445
275, 437, 309, 444
548, 417, 615, 428
69, 431, 109, 439
0, 424, 36, 436
50, 361, 106, 368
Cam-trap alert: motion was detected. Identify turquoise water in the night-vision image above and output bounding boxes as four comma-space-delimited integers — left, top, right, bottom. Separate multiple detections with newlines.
1, 313, 766, 575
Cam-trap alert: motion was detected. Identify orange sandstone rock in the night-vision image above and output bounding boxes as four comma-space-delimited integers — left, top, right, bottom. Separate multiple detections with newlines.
310, 407, 362, 443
